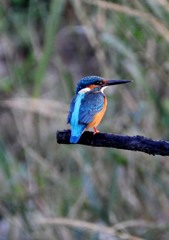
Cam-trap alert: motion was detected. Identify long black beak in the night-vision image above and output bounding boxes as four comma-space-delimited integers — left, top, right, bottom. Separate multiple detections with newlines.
103, 79, 131, 86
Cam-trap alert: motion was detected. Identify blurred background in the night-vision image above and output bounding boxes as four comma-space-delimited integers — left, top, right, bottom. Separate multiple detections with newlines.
0, 0, 169, 239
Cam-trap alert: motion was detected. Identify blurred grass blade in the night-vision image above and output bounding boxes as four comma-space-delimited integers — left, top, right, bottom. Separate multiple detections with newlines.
0, 139, 12, 180
82, 165, 101, 210
101, 33, 145, 85
33, 0, 65, 97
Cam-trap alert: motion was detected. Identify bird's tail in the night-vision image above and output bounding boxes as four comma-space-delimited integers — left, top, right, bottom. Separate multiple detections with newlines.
70, 125, 86, 144
70, 135, 81, 144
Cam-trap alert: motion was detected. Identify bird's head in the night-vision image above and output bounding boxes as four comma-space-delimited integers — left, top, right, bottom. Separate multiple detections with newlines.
76, 76, 131, 94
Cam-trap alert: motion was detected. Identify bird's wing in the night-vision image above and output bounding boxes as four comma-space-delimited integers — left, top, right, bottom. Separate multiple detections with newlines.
79, 92, 104, 124
67, 96, 76, 124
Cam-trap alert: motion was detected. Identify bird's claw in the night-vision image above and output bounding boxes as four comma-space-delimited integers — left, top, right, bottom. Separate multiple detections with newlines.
93, 127, 99, 134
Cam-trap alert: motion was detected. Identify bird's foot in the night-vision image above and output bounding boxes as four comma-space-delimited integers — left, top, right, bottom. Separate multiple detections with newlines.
93, 127, 99, 134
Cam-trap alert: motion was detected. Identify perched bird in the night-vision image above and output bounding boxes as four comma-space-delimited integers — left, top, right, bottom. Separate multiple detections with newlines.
67, 76, 131, 143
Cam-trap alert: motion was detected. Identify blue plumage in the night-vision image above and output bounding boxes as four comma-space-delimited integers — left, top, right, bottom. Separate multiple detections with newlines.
67, 76, 131, 144
68, 93, 87, 143
79, 91, 104, 124
76, 76, 103, 93
67, 91, 104, 143
67, 76, 106, 143
67, 96, 76, 124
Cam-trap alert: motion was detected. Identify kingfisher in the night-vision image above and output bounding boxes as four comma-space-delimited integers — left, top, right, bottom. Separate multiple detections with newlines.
67, 76, 131, 143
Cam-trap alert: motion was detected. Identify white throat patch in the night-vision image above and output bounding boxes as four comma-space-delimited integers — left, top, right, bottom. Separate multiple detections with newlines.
101, 86, 108, 93
78, 87, 90, 94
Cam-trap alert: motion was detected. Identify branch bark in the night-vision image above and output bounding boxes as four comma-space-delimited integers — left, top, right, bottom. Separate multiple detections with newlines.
56, 130, 169, 156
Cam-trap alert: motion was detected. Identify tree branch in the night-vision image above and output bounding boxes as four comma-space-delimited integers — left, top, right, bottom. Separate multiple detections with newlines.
56, 130, 169, 156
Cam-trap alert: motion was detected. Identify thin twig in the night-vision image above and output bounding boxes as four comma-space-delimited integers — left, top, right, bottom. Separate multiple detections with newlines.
57, 130, 169, 156
37, 217, 144, 240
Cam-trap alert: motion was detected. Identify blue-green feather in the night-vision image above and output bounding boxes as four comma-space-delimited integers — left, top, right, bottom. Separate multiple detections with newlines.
79, 92, 104, 124
68, 94, 86, 143
67, 76, 105, 143
67, 91, 104, 143
76, 76, 103, 93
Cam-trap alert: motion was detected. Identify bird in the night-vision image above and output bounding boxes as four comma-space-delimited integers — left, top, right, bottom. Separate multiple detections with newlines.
67, 76, 131, 143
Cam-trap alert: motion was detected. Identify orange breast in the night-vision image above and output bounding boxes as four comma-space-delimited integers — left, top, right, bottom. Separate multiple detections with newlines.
86, 96, 107, 129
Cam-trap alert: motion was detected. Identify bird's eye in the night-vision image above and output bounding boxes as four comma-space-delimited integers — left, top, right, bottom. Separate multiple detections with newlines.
95, 81, 102, 85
